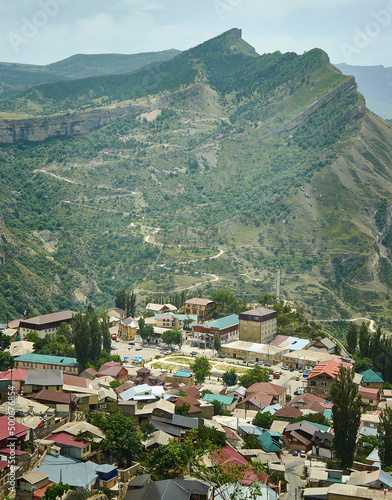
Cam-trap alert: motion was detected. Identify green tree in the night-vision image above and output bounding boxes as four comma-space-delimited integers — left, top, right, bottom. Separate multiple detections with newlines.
140, 421, 156, 438
358, 322, 370, 358
191, 356, 211, 384
346, 323, 357, 354
91, 413, 143, 467
101, 314, 111, 352
212, 289, 238, 316
183, 316, 193, 331
0, 331, 11, 351
197, 423, 226, 447
43, 483, 69, 500
162, 328, 182, 347
72, 311, 91, 370
138, 317, 145, 339
330, 365, 362, 468
242, 434, 263, 450
175, 403, 190, 416
222, 368, 238, 386
239, 364, 270, 388
126, 291, 137, 317
115, 288, 126, 310
378, 406, 392, 469
87, 303, 102, 362
0, 352, 14, 371
214, 333, 221, 354
252, 411, 273, 429
143, 441, 190, 480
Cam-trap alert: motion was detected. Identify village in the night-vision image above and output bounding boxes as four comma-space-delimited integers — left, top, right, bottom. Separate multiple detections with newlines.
0, 297, 391, 500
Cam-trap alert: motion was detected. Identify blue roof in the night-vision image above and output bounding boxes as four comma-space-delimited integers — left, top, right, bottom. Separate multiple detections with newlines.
195, 314, 239, 331
238, 425, 263, 436
34, 455, 106, 489
15, 353, 78, 366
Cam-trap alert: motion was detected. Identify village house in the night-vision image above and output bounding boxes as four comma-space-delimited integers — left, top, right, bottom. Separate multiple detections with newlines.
14, 353, 79, 374
306, 358, 360, 398
95, 362, 129, 383
194, 314, 239, 345
118, 316, 138, 341
46, 432, 92, 460
184, 298, 216, 322
239, 307, 278, 344
360, 369, 384, 390
245, 382, 287, 406
220, 340, 284, 364
23, 369, 64, 394
146, 303, 178, 314
18, 310, 76, 340
358, 386, 381, 407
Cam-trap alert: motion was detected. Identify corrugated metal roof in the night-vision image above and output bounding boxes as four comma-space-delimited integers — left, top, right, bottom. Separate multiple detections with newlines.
15, 353, 78, 366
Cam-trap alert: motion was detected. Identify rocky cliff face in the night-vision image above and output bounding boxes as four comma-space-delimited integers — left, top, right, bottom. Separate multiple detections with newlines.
0, 85, 202, 144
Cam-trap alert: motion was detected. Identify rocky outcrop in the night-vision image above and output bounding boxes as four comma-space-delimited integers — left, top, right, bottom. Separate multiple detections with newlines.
0, 85, 202, 144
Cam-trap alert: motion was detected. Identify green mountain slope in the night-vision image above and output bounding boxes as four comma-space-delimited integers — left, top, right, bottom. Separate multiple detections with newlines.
1, 29, 392, 326
0, 49, 180, 103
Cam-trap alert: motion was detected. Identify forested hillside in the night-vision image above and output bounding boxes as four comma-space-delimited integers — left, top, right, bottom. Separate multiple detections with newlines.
1, 29, 392, 326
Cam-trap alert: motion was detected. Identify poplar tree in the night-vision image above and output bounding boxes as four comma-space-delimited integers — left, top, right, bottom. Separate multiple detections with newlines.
378, 407, 392, 469
330, 365, 362, 468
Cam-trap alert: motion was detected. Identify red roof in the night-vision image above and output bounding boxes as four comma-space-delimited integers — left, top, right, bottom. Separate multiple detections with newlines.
0, 448, 28, 456
358, 386, 380, 399
47, 432, 89, 449
33, 483, 54, 499
246, 382, 286, 396
0, 415, 30, 440
213, 446, 268, 485
63, 374, 89, 388
175, 396, 201, 407
307, 359, 352, 380
0, 369, 27, 381
34, 390, 71, 404
273, 406, 302, 418
288, 393, 325, 406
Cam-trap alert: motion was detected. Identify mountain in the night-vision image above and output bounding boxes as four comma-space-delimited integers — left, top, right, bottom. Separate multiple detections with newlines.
335, 63, 392, 120
0, 28, 392, 327
0, 49, 180, 102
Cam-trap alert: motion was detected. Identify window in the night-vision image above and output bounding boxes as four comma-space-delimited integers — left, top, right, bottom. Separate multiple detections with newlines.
321, 382, 327, 387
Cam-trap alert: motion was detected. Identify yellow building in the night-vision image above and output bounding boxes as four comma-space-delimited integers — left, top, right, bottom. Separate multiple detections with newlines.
184, 298, 216, 322
220, 340, 284, 364
118, 317, 138, 341
239, 307, 277, 344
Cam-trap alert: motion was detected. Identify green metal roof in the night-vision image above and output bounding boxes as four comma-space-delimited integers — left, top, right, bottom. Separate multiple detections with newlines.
202, 393, 237, 405
174, 371, 192, 378
360, 369, 384, 383
257, 431, 282, 453
196, 314, 239, 330
15, 353, 78, 366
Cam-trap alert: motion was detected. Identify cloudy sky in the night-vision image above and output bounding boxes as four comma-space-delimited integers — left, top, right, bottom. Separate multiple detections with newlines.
1, 0, 392, 67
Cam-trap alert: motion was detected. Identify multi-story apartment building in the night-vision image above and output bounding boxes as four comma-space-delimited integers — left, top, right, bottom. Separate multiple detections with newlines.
239, 307, 277, 343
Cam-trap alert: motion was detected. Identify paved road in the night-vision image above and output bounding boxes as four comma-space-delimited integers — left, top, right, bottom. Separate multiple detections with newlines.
283, 454, 305, 500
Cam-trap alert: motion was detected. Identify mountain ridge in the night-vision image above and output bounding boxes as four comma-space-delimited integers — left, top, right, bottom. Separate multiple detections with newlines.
0, 29, 392, 327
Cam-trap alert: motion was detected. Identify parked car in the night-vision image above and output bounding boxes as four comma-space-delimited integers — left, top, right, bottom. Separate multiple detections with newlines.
256, 361, 264, 366
273, 372, 281, 379
282, 365, 289, 370
111, 345, 118, 350
135, 346, 143, 351
289, 367, 294, 372
128, 345, 133, 350
292, 450, 298, 456
217, 354, 225, 359
265, 361, 271, 367
163, 350, 172, 355
128, 341, 135, 345
300, 450, 306, 458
